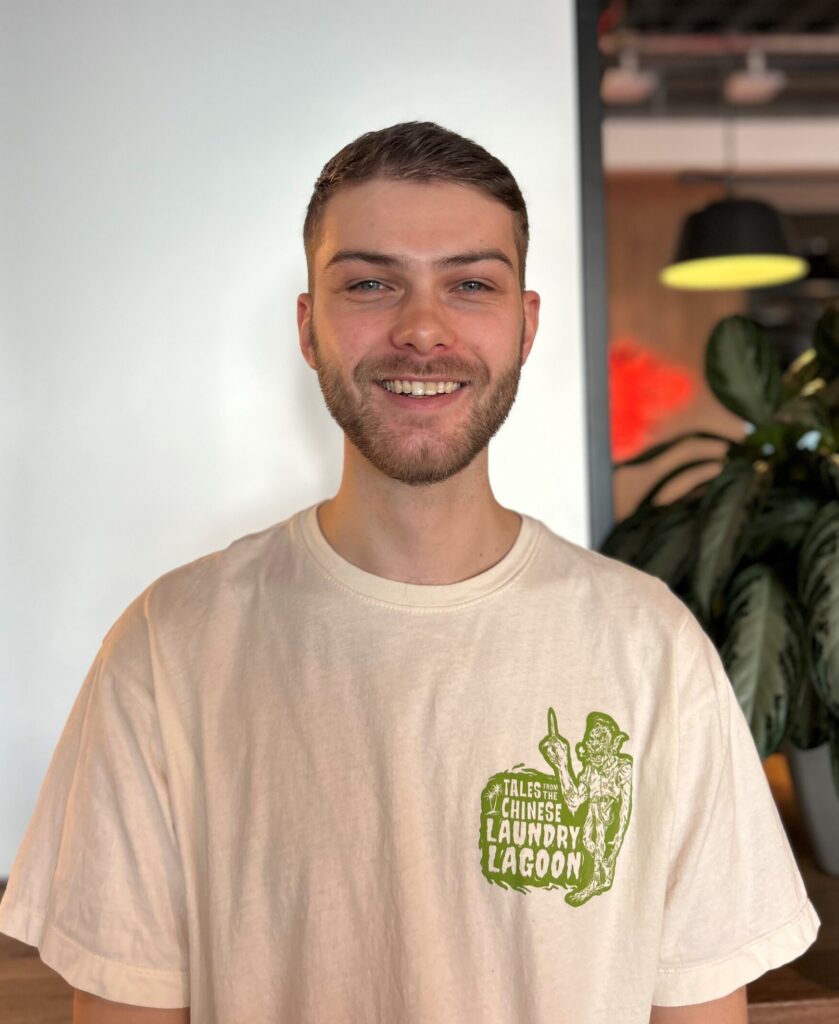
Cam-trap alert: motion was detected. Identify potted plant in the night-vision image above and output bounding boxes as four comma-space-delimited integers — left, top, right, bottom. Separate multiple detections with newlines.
601, 307, 839, 875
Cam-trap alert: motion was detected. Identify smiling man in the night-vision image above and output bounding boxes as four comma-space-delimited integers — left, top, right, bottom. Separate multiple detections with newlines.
298, 167, 536, 586
0, 122, 819, 1023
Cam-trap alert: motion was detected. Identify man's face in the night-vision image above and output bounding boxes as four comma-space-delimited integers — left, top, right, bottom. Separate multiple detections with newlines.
297, 178, 539, 486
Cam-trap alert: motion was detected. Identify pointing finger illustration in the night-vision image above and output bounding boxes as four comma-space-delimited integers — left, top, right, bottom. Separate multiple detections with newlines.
548, 707, 558, 738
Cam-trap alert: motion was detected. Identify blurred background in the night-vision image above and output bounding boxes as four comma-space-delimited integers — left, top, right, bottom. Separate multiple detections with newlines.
598, 0, 839, 515
597, 5, 839, 1016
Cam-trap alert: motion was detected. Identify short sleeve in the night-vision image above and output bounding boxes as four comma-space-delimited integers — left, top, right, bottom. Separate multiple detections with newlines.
0, 596, 189, 1008
652, 612, 820, 1007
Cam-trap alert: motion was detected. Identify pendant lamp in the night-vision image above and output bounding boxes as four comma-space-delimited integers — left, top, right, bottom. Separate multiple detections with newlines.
660, 98, 808, 291
660, 196, 809, 291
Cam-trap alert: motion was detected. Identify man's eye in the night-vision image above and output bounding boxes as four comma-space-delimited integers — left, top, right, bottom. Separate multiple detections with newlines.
458, 280, 491, 292
348, 280, 385, 292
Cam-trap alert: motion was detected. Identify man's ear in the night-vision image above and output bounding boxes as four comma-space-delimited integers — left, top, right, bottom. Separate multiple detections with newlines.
521, 290, 540, 366
297, 293, 317, 370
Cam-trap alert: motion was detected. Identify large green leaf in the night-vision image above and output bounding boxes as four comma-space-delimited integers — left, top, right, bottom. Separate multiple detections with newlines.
601, 503, 664, 566
693, 459, 772, 619
720, 566, 799, 758
786, 649, 831, 751
600, 495, 702, 593
799, 502, 839, 717
814, 306, 839, 376
615, 431, 736, 468
785, 619, 831, 751
744, 488, 822, 560
706, 316, 782, 425
632, 500, 700, 590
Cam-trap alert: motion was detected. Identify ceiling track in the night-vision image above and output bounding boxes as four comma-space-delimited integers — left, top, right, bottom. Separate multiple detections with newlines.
600, 31, 839, 58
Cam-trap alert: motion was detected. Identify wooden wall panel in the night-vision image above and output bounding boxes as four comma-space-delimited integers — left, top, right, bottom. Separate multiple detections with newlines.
605, 174, 746, 520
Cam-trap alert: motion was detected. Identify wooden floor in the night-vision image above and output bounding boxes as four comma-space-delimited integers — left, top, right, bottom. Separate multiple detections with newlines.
0, 754, 836, 1022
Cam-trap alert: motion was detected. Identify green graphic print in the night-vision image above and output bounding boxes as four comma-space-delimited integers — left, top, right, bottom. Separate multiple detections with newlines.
479, 708, 633, 906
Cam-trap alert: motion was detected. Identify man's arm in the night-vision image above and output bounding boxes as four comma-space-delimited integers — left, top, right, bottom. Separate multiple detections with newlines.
650, 986, 747, 1023
74, 991, 190, 1023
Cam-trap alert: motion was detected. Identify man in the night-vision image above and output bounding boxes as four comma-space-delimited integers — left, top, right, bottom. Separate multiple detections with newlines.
0, 122, 819, 1023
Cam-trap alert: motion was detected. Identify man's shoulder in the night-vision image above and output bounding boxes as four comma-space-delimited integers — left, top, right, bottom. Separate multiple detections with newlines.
157, 515, 295, 593
104, 511, 305, 651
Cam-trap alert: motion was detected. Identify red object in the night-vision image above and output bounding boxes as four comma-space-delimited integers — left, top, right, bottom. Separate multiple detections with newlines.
608, 337, 697, 461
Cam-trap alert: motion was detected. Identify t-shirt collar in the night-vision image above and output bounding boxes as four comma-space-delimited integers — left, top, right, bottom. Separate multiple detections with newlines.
295, 503, 541, 610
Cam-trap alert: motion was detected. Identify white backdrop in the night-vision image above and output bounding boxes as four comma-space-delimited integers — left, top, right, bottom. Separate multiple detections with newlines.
0, 0, 589, 874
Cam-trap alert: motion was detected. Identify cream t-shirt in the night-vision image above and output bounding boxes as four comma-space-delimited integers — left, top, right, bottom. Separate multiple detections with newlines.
0, 506, 819, 1022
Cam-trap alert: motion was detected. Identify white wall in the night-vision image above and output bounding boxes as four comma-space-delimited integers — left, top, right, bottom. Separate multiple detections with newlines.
0, 1, 589, 874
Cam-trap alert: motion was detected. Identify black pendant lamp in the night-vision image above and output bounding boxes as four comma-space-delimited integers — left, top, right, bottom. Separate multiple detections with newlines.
660, 88, 809, 291
660, 196, 808, 291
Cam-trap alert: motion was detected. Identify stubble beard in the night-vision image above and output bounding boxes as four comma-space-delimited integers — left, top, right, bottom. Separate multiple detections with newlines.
309, 322, 525, 486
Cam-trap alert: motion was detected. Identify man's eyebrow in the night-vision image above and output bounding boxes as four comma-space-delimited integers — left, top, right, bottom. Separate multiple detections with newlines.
323, 248, 515, 272
324, 250, 404, 270
436, 249, 515, 272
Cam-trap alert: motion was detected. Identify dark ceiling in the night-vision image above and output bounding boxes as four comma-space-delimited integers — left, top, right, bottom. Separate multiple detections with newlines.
598, 0, 839, 116
611, 0, 839, 34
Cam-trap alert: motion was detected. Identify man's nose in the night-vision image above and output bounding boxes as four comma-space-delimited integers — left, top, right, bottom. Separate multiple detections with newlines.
389, 293, 456, 354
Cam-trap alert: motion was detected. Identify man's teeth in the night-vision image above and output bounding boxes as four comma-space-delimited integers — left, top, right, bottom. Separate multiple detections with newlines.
380, 380, 465, 396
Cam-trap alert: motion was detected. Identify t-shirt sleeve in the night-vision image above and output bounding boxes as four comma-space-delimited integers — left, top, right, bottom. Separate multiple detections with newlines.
0, 595, 189, 1008
652, 611, 820, 1007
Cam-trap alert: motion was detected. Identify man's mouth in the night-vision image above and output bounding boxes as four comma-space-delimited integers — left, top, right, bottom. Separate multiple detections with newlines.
377, 379, 468, 398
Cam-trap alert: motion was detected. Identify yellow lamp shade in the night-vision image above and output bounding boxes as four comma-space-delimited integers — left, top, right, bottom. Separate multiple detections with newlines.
660, 253, 809, 291
661, 198, 809, 291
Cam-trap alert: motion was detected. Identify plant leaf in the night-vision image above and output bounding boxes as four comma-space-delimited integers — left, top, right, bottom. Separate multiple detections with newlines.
744, 488, 822, 560
772, 394, 831, 436
814, 306, 839, 376
638, 459, 722, 508
781, 347, 820, 398
693, 459, 772, 620
631, 500, 700, 590
615, 431, 736, 468
706, 316, 782, 425
720, 566, 798, 758
600, 503, 664, 566
786, 647, 831, 751
600, 495, 702, 593
799, 502, 839, 717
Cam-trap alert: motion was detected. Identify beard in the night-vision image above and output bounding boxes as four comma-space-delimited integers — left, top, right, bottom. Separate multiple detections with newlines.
309, 322, 524, 486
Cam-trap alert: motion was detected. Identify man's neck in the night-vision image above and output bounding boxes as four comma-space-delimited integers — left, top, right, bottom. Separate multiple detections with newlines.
316, 446, 521, 586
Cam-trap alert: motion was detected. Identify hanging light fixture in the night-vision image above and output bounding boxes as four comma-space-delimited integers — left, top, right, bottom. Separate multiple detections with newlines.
660, 197, 809, 290
600, 49, 660, 106
660, 63, 809, 292
723, 51, 787, 107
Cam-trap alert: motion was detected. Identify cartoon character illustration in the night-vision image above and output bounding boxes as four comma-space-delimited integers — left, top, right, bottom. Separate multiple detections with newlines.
538, 708, 633, 906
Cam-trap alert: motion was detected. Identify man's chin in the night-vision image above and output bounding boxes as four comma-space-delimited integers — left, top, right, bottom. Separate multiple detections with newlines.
350, 435, 483, 487
367, 452, 483, 487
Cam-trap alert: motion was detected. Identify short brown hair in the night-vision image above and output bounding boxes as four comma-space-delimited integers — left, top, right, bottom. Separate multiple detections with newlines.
303, 121, 529, 289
